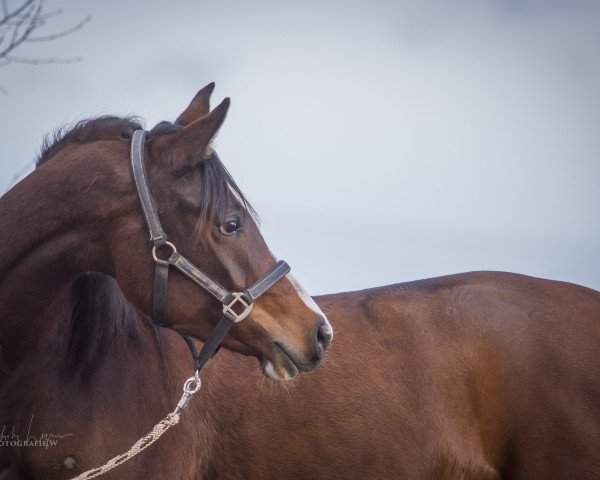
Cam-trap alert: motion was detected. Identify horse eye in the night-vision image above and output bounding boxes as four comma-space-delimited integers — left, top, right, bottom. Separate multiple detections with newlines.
220, 217, 241, 236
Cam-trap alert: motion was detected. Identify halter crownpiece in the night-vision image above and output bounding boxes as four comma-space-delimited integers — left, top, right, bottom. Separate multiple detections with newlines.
130, 129, 290, 372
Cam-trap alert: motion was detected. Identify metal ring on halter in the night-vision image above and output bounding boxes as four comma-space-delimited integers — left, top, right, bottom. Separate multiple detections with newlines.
183, 372, 202, 394
175, 372, 202, 414
152, 241, 177, 263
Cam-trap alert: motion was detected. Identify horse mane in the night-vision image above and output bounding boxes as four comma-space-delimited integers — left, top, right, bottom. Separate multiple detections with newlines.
35, 114, 255, 375
37, 116, 144, 167
58, 273, 158, 380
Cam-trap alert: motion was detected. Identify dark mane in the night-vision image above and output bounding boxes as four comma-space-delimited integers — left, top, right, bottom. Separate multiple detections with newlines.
37, 116, 143, 166
58, 273, 161, 379
36, 115, 256, 373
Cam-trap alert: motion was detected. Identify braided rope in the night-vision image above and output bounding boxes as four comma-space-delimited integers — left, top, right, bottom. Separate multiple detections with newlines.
69, 373, 200, 480
70, 413, 180, 479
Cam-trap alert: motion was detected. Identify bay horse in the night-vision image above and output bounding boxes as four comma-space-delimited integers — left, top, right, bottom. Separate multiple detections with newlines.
1, 85, 600, 479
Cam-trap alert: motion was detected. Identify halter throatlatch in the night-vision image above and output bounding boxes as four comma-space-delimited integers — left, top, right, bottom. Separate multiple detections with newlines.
130, 129, 290, 372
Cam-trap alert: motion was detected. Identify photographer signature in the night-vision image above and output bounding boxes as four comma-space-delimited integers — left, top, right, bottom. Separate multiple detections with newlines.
0, 416, 73, 449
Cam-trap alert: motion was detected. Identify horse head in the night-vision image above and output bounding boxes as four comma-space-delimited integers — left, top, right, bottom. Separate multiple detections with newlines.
103, 84, 332, 379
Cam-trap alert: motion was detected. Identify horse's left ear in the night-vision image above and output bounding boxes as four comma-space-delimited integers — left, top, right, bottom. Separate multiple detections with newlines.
175, 82, 215, 126
166, 97, 230, 167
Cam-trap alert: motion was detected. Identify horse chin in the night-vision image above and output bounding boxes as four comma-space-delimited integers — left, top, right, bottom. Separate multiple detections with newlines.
259, 338, 326, 380
260, 343, 301, 380
261, 359, 298, 381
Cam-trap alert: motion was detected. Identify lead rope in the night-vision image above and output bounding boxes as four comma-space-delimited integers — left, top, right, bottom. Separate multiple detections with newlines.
69, 372, 201, 480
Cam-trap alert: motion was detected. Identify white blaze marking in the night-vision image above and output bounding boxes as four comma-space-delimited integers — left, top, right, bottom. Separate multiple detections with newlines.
227, 183, 245, 206
287, 274, 333, 340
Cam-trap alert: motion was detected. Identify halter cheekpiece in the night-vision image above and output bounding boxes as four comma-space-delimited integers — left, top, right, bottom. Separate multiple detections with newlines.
130, 129, 290, 372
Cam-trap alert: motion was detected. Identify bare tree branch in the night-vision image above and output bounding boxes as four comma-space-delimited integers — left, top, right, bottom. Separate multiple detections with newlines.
3, 3, 42, 59
0, 0, 90, 94
0, 0, 34, 28
3, 2, 41, 58
39, 8, 64, 20
25, 14, 89, 42
5, 53, 81, 64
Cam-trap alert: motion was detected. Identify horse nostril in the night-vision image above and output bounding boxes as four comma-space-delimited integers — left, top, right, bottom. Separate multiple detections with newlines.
315, 317, 333, 360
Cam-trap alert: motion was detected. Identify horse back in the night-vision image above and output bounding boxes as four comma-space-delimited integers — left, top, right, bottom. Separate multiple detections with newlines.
311, 271, 600, 478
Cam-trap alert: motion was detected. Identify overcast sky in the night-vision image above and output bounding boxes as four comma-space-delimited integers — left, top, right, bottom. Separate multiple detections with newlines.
1, 0, 599, 294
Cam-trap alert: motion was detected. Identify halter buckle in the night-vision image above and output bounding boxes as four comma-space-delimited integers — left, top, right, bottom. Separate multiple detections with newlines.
222, 292, 253, 323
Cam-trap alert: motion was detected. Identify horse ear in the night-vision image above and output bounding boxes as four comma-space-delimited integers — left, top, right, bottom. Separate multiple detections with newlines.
167, 97, 230, 166
175, 82, 215, 126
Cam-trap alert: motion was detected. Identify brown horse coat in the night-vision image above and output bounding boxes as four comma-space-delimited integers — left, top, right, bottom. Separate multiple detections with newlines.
2, 271, 599, 479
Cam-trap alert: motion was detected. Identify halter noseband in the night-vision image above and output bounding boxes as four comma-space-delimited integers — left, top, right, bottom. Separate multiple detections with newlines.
130, 129, 290, 372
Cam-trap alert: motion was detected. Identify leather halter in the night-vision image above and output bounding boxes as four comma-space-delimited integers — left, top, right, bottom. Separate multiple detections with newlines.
130, 129, 290, 372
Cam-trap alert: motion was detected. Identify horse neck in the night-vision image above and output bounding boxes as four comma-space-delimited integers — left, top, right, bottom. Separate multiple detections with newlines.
0, 159, 115, 367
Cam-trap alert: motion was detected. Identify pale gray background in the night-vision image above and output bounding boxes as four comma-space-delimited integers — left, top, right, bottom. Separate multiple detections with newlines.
1, 0, 599, 294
